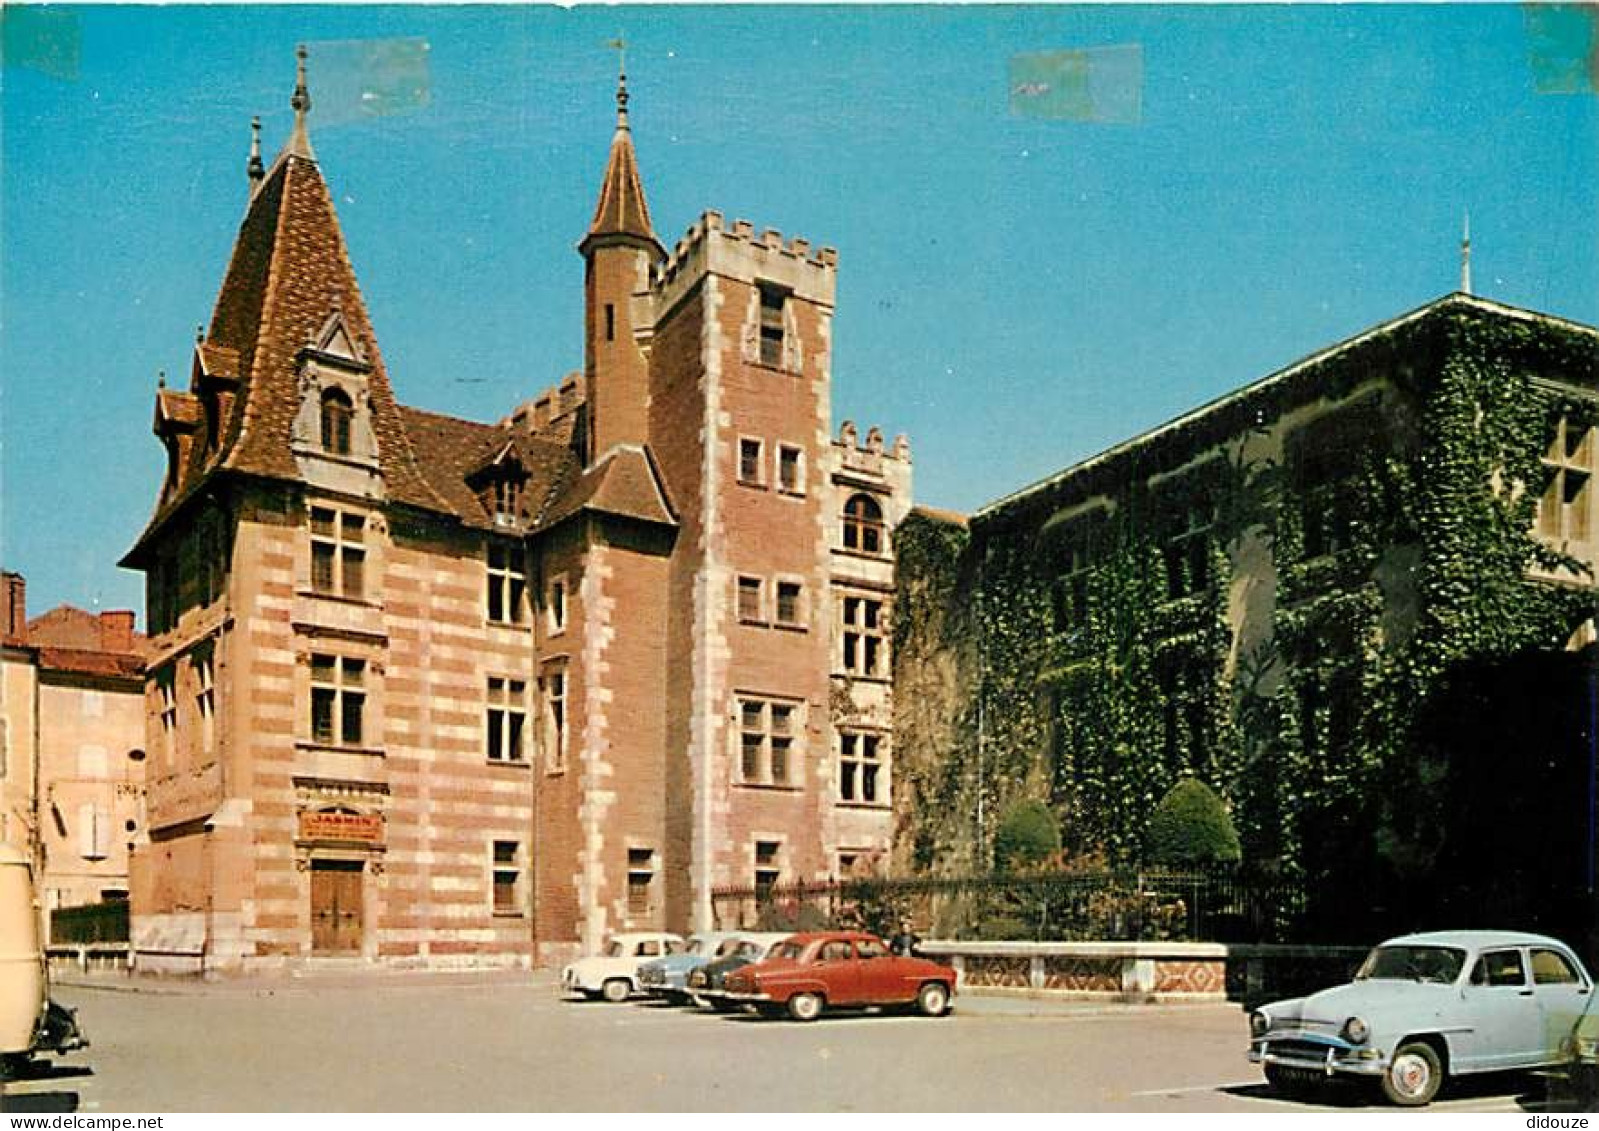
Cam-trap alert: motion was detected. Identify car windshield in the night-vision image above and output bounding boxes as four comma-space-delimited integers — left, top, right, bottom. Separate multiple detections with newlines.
734, 941, 762, 958
773, 941, 806, 960
604, 940, 624, 957
684, 938, 705, 955
1356, 945, 1467, 984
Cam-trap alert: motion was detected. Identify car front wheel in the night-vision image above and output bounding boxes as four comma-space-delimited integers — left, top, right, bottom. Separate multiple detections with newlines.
787, 992, 824, 1022
601, 978, 632, 1003
1382, 1041, 1443, 1106
916, 981, 951, 1017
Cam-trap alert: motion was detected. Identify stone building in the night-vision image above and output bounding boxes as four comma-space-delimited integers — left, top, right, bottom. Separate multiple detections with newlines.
120, 52, 909, 972
0, 572, 147, 910
893, 288, 1597, 941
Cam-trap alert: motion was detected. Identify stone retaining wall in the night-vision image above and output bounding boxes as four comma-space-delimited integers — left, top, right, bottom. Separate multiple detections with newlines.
919, 940, 1366, 1005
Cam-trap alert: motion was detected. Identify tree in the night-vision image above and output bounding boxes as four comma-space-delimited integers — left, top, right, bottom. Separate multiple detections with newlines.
1145, 778, 1242, 866
992, 798, 1061, 871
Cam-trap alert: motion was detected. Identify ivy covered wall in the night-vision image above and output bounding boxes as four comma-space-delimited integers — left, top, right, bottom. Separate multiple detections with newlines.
894, 298, 1598, 938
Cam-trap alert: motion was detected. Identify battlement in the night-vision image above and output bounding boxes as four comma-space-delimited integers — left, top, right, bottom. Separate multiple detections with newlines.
505, 371, 585, 433
835, 420, 912, 478
653, 210, 838, 309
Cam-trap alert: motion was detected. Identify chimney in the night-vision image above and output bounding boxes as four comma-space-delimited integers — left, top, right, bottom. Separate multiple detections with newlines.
2, 572, 25, 641
100, 610, 135, 654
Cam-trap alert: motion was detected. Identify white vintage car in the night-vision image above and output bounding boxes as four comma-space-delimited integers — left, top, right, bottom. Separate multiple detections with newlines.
1250, 929, 1594, 1106
560, 932, 685, 1002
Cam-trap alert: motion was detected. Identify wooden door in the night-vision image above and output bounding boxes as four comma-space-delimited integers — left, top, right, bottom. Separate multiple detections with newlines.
310, 860, 363, 953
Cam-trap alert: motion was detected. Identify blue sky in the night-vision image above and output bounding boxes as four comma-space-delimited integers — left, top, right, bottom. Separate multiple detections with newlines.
3, 4, 1595, 622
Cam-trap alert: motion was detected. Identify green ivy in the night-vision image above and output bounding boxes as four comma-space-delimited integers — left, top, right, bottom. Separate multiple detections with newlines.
895, 305, 1597, 907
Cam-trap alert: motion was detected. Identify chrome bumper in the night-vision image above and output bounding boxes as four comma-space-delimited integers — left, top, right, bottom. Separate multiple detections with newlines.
721, 990, 772, 1003
1250, 1038, 1387, 1078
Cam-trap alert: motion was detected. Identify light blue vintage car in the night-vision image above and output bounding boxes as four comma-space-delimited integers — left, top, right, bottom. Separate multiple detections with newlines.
636, 932, 745, 1003
1249, 930, 1593, 1106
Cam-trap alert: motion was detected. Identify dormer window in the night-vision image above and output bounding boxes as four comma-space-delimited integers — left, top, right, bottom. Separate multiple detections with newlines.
321, 388, 354, 455
479, 457, 529, 528
494, 475, 522, 523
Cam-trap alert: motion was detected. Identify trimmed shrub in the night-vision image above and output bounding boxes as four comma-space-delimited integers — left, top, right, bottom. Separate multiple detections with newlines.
992, 798, 1062, 871
1145, 778, 1242, 866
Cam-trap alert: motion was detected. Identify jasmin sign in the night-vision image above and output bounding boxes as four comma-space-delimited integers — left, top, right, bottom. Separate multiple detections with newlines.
298, 809, 383, 844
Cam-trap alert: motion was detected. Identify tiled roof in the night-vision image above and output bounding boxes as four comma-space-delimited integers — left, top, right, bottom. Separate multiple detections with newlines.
401, 406, 578, 531
156, 389, 200, 429
536, 444, 676, 532
127, 149, 453, 563
22, 605, 145, 682
36, 647, 143, 683
195, 342, 240, 381
217, 154, 440, 509
584, 119, 662, 254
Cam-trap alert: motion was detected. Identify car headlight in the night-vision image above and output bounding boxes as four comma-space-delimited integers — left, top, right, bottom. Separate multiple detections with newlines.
688, 969, 707, 987
1341, 1016, 1369, 1045
1250, 1011, 1270, 1038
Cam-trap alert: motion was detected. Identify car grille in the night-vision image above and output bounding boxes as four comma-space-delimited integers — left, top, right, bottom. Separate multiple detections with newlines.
1266, 1040, 1333, 1061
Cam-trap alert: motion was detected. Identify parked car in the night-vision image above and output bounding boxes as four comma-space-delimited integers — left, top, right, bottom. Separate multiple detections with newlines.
1248, 930, 1593, 1106
560, 932, 684, 1002
637, 932, 745, 1004
721, 930, 956, 1021
687, 932, 793, 1010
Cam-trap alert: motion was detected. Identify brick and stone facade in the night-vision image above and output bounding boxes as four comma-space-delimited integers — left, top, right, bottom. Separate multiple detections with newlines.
120, 55, 908, 971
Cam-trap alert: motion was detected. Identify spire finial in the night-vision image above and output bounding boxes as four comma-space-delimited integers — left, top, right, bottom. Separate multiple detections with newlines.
157, 369, 166, 389
247, 115, 265, 193
292, 43, 311, 116
286, 43, 316, 160
1460, 209, 1473, 296
607, 37, 629, 128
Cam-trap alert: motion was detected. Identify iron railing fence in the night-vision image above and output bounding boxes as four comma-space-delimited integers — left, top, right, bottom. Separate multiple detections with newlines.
709, 867, 1307, 944
50, 899, 130, 945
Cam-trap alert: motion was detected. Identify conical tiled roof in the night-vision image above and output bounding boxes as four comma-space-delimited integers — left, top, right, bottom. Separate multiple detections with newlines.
581, 73, 663, 256
124, 61, 450, 565
208, 148, 436, 510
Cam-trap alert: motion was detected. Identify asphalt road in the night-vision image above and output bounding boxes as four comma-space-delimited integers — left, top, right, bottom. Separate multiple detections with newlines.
0, 973, 1565, 1113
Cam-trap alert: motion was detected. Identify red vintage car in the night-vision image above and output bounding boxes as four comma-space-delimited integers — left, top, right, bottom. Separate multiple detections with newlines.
720, 930, 955, 1021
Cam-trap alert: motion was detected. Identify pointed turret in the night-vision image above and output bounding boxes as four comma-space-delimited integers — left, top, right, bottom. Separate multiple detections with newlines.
580, 56, 662, 465
579, 65, 664, 258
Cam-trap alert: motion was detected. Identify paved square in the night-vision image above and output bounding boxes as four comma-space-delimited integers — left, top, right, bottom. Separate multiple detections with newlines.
0, 974, 1558, 1112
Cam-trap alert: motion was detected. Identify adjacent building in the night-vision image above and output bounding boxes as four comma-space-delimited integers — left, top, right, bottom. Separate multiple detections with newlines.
893, 289, 1597, 942
120, 52, 909, 972
0, 572, 147, 911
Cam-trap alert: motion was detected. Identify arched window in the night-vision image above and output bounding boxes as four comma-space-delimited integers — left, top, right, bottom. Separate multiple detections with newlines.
320, 388, 354, 455
842, 493, 884, 555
